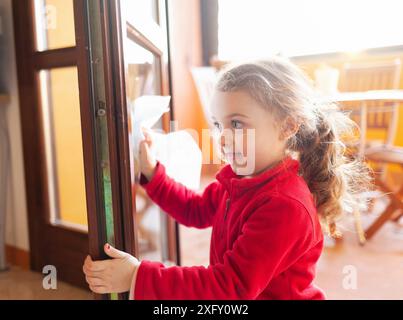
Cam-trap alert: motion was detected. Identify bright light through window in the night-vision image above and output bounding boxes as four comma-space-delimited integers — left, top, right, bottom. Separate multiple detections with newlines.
218, 0, 403, 60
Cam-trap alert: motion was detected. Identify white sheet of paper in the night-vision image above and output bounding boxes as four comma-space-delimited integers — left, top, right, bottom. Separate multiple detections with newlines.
152, 131, 202, 190
129, 95, 202, 189
130, 95, 171, 158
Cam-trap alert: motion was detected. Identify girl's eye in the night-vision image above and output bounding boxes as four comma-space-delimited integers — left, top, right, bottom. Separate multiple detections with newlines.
231, 120, 243, 129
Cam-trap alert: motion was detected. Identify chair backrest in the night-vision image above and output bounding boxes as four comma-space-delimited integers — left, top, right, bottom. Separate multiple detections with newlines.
339, 59, 401, 146
339, 59, 401, 92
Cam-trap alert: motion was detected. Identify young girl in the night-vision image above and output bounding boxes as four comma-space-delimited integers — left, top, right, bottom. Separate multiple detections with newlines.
83, 57, 369, 299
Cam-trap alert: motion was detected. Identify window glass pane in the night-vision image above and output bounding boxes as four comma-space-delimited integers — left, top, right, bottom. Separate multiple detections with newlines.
218, 0, 403, 59
121, 0, 165, 51
122, 0, 159, 26
123, 38, 171, 262
39, 67, 87, 231
33, 0, 76, 51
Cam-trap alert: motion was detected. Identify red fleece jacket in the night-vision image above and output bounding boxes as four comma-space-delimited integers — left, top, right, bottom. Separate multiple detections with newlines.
131, 156, 325, 300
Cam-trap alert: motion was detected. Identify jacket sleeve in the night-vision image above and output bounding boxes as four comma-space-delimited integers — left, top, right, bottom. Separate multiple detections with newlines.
138, 161, 221, 229
131, 195, 317, 300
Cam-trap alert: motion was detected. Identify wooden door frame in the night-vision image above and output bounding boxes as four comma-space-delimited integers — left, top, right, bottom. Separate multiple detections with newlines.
100, 0, 180, 266
12, 0, 109, 290
98, 0, 137, 262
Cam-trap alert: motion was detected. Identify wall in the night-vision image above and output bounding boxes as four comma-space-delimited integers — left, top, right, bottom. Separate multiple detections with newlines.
168, 0, 214, 171
168, 0, 221, 175
168, 0, 204, 132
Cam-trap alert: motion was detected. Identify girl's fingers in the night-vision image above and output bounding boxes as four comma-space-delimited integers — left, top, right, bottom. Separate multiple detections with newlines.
83, 265, 105, 278
85, 275, 105, 287
89, 285, 109, 294
139, 139, 152, 158
84, 255, 91, 266
104, 243, 127, 259
139, 138, 148, 151
141, 126, 150, 135
90, 261, 108, 272
83, 255, 108, 272
141, 128, 153, 146
142, 127, 149, 137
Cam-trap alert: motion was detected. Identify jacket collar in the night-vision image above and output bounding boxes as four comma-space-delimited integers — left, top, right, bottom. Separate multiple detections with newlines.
215, 156, 300, 197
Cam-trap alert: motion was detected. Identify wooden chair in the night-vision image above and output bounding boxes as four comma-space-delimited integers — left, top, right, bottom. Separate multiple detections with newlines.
364, 148, 403, 240
339, 59, 401, 161
338, 59, 403, 242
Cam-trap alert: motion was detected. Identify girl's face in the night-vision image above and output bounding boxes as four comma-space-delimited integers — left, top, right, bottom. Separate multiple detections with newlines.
210, 90, 288, 176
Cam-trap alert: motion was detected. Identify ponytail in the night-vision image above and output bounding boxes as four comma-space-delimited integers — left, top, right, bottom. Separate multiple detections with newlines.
293, 106, 371, 237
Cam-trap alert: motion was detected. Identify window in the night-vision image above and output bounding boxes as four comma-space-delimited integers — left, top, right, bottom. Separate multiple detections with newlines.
38, 67, 87, 231
218, 0, 403, 60
33, 0, 76, 51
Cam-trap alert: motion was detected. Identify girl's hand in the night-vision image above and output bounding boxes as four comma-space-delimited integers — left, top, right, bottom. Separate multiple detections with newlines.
139, 127, 157, 181
83, 244, 140, 294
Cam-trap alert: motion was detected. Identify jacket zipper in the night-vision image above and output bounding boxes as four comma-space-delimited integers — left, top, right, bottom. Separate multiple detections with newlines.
220, 197, 231, 238
224, 198, 230, 220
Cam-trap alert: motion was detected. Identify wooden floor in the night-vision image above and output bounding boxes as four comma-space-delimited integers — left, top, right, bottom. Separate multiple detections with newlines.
0, 266, 92, 300
315, 212, 403, 299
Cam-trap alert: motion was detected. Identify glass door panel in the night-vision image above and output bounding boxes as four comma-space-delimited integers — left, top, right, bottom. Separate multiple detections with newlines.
33, 0, 76, 51
120, 0, 165, 52
122, 37, 169, 262
121, 0, 159, 25
38, 66, 88, 232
